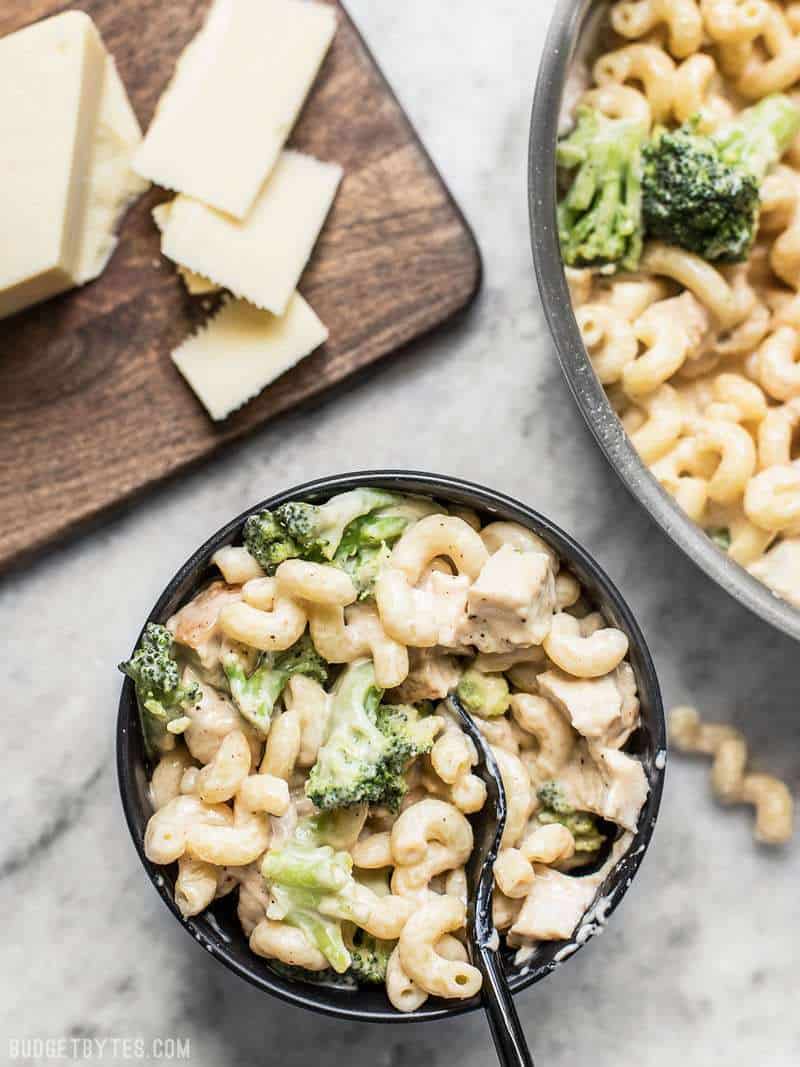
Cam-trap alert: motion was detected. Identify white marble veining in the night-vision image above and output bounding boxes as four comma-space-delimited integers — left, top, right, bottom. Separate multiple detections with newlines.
2, 2, 798, 1064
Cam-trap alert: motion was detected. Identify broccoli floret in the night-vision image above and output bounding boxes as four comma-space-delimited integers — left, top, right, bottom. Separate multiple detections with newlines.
261, 840, 354, 974
119, 623, 199, 757
557, 106, 646, 272
375, 703, 440, 764
708, 527, 732, 552
333, 513, 399, 600
332, 497, 437, 598
456, 668, 510, 718
305, 662, 435, 811
642, 94, 800, 262
296, 806, 369, 850
223, 634, 328, 735
334, 541, 393, 600
344, 926, 395, 984
536, 782, 607, 854
262, 822, 394, 976
243, 511, 300, 572
536, 780, 573, 814
275, 489, 398, 561
274, 632, 328, 682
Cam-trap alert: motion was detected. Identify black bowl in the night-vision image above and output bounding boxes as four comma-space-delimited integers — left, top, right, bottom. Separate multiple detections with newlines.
117, 471, 665, 1022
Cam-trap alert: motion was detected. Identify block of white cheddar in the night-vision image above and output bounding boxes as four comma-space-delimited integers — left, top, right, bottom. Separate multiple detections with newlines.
160, 151, 342, 316
172, 294, 328, 420
0, 12, 147, 319
152, 203, 219, 296
133, 0, 337, 219
78, 58, 150, 282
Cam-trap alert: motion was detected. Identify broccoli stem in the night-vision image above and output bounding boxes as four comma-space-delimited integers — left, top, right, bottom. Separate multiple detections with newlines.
557, 107, 646, 272
716, 94, 800, 179
282, 904, 351, 974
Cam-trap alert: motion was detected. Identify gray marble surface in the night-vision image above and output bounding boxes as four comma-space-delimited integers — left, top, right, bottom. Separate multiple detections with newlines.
2, 1, 798, 1064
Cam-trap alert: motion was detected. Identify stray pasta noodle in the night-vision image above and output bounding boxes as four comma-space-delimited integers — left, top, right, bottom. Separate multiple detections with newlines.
669, 705, 794, 844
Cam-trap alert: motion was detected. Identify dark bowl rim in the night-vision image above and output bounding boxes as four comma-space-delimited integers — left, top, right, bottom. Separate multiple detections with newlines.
116, 469, 666, 1023
528, 0, 800, 642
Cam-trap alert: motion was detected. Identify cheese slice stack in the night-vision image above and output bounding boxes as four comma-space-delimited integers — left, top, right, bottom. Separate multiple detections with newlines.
0, 12, 148, 319
135, 0, 341, 420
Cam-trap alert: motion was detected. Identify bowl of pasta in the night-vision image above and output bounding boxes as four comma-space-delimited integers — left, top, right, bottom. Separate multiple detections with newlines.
117, 471, 665, 1021
531, 0, 800, 638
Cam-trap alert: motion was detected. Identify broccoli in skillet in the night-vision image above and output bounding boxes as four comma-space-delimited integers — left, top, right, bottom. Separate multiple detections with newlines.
642, 94, 800, 262
557, 106, 647, 272
708, 527, 732, 552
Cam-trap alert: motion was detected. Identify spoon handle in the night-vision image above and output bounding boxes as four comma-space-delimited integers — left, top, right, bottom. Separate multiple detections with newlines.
475, 944, 534, 1067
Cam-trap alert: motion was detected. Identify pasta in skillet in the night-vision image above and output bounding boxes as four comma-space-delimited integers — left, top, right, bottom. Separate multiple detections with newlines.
560, 0, 800, 607
120, 489, 649, 1012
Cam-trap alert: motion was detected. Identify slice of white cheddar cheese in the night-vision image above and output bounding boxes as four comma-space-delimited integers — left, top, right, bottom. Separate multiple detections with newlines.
152, 203, 220, 296
0, 12, 147, 319
171, 295, 328, 421
160, 151, 342, 316
133, 0, 337, 219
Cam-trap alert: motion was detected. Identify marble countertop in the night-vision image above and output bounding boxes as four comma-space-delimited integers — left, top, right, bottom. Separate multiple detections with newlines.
2, 2, 798, 1064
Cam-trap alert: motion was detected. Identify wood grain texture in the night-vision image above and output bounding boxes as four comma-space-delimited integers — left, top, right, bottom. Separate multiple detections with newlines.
0, 0, 481, 574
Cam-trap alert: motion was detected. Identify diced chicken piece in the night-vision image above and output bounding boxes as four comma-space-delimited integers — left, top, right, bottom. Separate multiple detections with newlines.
537, 668, 622, 742
556, 741, 649, 833
458, 547, 556, 653
748, 538, 800, 608
182, 669, 261, 765
388, 647, 461, 703
591, 747, 649, 832
423, 570, 471, 650
607, 662, 640, 750
167, 580, 242, 670
510, 865, 597, 941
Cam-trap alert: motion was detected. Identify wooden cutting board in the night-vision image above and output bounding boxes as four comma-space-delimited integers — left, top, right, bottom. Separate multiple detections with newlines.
0, 0, 480, 575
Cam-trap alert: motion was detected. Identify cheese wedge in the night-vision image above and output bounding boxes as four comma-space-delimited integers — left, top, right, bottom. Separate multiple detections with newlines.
160, 151, 342, 316
133, 0, 337, 219
0, 12, 147, 319
171, 295, 328, 420
77, 57, 150, 282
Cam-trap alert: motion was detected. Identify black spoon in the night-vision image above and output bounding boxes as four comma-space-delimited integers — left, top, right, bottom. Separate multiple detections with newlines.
446, 695, 535, 1067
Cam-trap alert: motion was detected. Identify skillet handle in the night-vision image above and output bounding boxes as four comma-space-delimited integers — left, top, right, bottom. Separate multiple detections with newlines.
475, 942, 535, 1067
